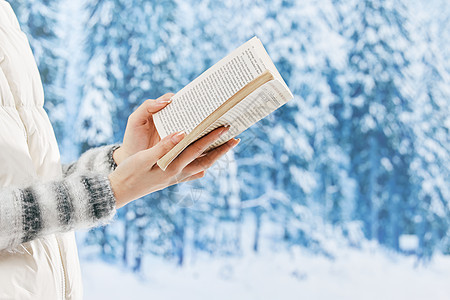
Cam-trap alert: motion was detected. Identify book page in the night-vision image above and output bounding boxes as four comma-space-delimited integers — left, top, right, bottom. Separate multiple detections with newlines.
202, 79, 292, 151
153, 37, 292, 139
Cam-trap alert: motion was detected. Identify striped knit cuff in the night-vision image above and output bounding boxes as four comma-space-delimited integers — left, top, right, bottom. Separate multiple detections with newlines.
0, 174, 116, 250
63, 144, 121, 177
62, 174, 117, 229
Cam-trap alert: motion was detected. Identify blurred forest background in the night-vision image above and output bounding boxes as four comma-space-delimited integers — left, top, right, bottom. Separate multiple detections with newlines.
6, 0, 450, 290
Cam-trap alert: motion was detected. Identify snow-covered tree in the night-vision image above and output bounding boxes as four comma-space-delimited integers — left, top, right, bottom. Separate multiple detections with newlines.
406, 0, 450, 257
8, 0, 67, 142
13, 0, 450, 263
333, 0, 418, 250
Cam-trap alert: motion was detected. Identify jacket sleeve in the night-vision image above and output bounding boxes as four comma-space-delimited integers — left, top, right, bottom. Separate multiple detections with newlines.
0, 172, 116, 251
62, 144, 120, 177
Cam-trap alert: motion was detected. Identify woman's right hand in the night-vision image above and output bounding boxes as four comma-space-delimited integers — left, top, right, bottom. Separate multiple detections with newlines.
108, 126, 238, 208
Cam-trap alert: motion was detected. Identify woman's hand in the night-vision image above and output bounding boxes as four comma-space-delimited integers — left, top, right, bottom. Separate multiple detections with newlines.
108, 126, 239, 208
113, 93, 174, 165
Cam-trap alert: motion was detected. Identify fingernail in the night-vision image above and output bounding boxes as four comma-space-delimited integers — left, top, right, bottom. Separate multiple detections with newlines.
157, 95, 173, 104
156, 98, 172, 104
232, 138, 240, 147
171, 131, 185, 143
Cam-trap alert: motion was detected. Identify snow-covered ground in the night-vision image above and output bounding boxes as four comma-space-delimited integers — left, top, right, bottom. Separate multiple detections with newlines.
81, 246, 450, 300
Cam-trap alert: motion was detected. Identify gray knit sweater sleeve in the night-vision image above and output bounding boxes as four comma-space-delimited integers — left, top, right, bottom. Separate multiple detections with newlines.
0, 145, 120, 251
62, 144, 121, 177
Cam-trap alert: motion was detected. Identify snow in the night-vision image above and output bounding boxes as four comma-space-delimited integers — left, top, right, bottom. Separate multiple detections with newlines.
12, 0, 450, 294
81, 247, 450, 300
290, 166, 317, 194
399, 235, 419, 252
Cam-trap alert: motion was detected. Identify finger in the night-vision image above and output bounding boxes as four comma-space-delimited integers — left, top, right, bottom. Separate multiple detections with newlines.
142, 130, 185, 164
180, 170, 206, 183
128, 93, 174, 125
168, 126, 230, 172
182, 138, 239, 175
150, 93, 175, 113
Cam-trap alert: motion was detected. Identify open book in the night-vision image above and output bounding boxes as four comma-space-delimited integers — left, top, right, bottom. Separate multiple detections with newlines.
154, 37, 294, 171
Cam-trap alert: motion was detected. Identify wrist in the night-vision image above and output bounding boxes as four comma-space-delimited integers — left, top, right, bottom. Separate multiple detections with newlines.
112, 147, 127, 166
108, 172, 128, 209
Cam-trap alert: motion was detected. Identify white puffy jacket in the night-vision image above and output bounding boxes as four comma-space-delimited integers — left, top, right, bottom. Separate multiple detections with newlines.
0, 2, 118, 299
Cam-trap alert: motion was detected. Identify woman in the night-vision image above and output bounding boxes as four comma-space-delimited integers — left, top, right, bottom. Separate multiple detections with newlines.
0, 1, 238, 298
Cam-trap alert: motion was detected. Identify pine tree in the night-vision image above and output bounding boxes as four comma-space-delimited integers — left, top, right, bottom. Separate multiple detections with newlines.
247, 0, 351, 248
8, 0, 67, 143
333, 0, 418, 250
406, 0, 450, 257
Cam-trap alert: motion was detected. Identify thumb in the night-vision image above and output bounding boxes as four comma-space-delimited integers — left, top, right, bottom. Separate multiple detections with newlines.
128, 93, 174, 125
142, 131, 185, 163
146, 93, 175, 114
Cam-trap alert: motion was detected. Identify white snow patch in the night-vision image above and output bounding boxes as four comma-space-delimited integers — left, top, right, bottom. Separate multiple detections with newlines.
399, 234, 419, 252
81, 247, 450, 300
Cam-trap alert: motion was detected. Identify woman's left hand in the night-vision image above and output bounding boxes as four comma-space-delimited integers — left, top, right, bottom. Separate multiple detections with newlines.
113, 93, 174, 165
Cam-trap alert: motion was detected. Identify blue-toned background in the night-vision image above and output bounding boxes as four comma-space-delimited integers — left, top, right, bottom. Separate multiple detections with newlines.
8, 0, 450, 298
